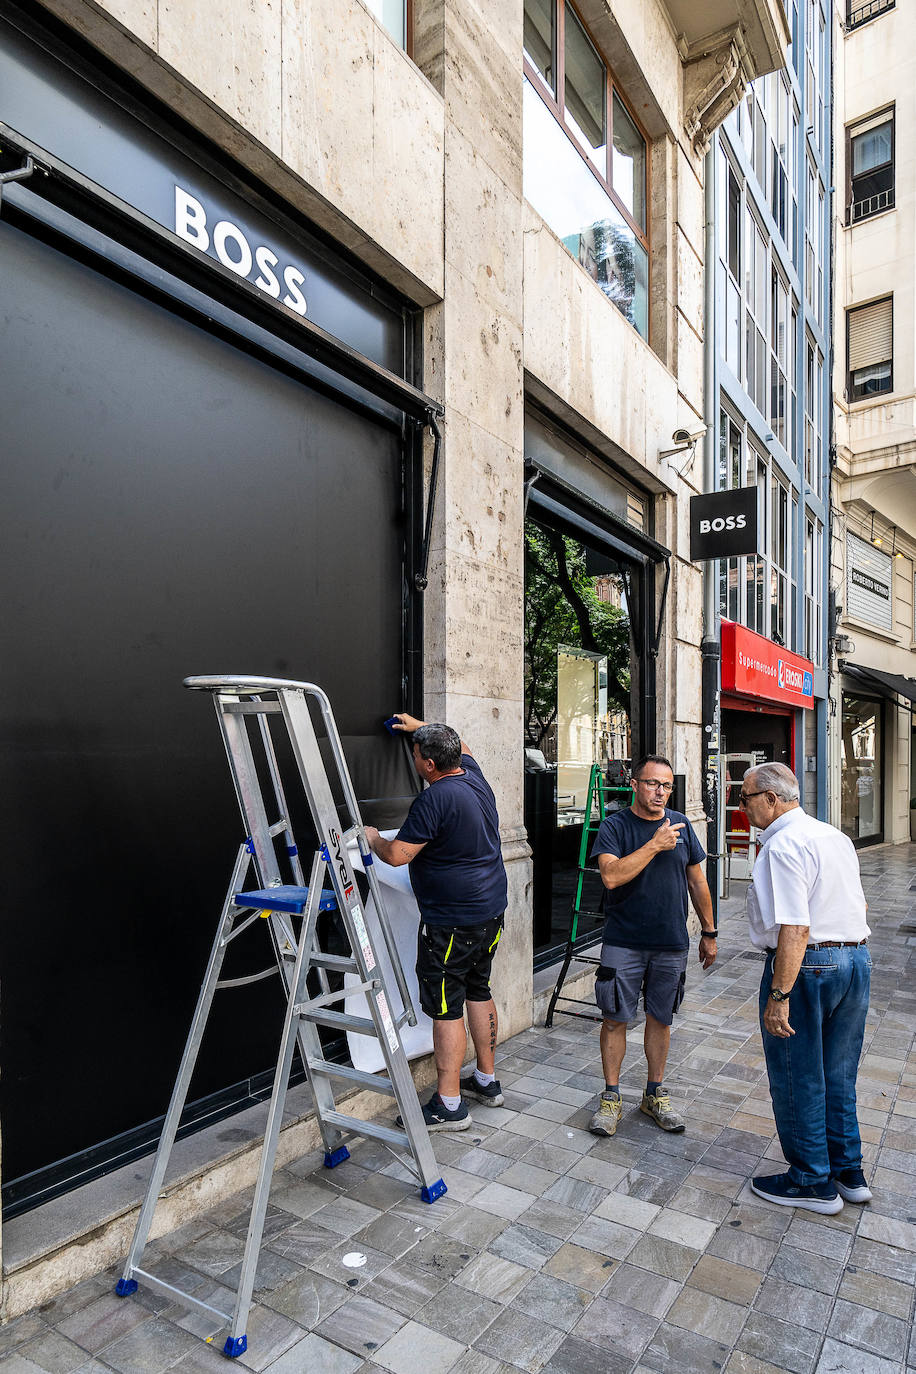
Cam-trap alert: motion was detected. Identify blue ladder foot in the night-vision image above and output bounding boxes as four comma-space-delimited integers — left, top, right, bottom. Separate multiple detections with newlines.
115, 1278, 138, 1297
323, 1145, 350, 1169
420, 1178, 447, 1203
223, 1335, 248, 1359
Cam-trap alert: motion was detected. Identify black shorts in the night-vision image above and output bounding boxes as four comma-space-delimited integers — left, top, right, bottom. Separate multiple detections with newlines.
416, 917, 504, 1020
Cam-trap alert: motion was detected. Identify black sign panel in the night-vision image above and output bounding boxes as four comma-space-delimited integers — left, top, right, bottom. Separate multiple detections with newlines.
690, 487, 758, 561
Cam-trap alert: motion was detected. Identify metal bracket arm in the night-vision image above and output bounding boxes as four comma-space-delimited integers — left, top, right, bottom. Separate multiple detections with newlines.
0, 154, 39, 212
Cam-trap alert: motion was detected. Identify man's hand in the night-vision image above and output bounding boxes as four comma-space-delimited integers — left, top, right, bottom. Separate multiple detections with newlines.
389, 713, 425, 733
763, 999, 794, 1038
650, 819, 685, 852
363, 825, 381, 853
698, 933, 717, 969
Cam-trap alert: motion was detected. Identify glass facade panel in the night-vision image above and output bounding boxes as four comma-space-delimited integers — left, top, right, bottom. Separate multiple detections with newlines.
524, 0, 556, 93
363, 0, 407, 48
612, 91, 646, 230
524, 79, 648, 336
564, 6, 607, 172
841, 695, 883, 844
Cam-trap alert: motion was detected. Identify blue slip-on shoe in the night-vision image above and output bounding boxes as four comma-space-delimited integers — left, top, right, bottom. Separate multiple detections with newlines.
459, 1071, 504, 1106
751, 1172, 843, 1214
832, 1167, 872, 1203
397, 1092, 471, 1132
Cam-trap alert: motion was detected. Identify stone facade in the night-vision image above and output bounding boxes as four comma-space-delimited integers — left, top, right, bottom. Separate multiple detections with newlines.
830, 0, 916, 847
2, 0, 787, 1317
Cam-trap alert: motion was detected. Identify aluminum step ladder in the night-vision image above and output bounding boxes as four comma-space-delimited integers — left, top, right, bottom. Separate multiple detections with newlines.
545, 765, 632, 1028
115, 676, 445, 1359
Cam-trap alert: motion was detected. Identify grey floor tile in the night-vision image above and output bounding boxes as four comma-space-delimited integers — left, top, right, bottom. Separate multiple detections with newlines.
313, 1297, 405, 1361
259, 1332, 361, 1373
221, 1250, 304, 1299
686, 1255, 762, 1307
848, 1236, 916, 1285
99, 1316, 200, 1373
770, 1246, 844, 1296
511, 1274, 592, 1333
351, 1213, 429, 1259
488, 1224, 562, 1270
361, 1261, 448, 1319
753, 1276, 830, 1333
541, 1243, 618, 1293
541, 1178, 606, 1215
407, 1235, 479, 1281
372, 1320, 465, 1374
639, 1321, 732, 1374
57, 1296, 154, 1355
625, 1234, 700, 1282
601, 1263, 680, 1319
175, 1232, 246, 1279
735, 1312, 821, 1374
414, 1285, 501, 1345
568, 1215, 640, 1261
837, 1266, 912, 1319
0, 1318, 50, 1362
515, 1199, 582, 1241
454, 1252, 532, 1305
261, 1269, 350, 1328
813, 1338, 904, 1374
571, 1295, 658, 1358
475, 1307, 565, 1373
14, 1332, 101, 1373
664, 1287, 746, 1346
826, 1299, 909, 1361
541, 1334, 632, 1374
307, 1240, 393, 1291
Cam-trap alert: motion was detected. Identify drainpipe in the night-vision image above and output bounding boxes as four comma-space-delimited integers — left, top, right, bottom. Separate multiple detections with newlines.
702, 145, 721, 918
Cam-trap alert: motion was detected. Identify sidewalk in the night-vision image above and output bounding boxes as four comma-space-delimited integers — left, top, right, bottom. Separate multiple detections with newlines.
2, 843, 914, 1374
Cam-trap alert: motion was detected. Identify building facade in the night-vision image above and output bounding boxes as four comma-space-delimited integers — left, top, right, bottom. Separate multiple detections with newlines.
0, 0, 786, 1312
708, 0, 832, 886
830, 0, 916, 849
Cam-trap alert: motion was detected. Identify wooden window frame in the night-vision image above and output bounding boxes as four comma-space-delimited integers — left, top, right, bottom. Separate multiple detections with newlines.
523, 0, 651, 258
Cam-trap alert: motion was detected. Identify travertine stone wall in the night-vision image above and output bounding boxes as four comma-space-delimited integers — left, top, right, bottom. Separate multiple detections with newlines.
415, 0, 532, 1035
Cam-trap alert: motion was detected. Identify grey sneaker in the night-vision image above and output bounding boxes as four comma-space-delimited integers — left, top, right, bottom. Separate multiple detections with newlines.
639, 1088, 685, 1133
589, 1091, 623, 1136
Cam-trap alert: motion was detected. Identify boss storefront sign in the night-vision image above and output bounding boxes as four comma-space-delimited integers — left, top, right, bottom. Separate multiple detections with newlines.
721, 621, 815, 708
847, 533, 893, 632
690, 487, 758, 561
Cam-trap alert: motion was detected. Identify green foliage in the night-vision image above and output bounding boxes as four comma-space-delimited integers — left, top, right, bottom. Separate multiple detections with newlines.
524, 522, 631, 748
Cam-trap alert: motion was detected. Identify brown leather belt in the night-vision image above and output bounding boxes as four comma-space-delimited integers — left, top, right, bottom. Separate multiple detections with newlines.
808, 939, 868, 950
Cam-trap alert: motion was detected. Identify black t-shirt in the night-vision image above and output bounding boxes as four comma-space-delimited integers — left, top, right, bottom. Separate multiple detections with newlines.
397, 754, 508, 927
590, 806, 706, 951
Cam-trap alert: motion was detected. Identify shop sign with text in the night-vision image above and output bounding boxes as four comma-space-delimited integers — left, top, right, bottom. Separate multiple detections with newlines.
690, 487, 758, 561
721, 621, 814, 708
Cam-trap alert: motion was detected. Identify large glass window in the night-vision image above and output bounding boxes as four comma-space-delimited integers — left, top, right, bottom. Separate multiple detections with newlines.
523, 0, 650, 337
804, 517, 822, 661
524, 516, 638, 957
847, 297, 893, 401
363, 0, 407, 49
804, 339, 823, 494
841, 695, 883, 845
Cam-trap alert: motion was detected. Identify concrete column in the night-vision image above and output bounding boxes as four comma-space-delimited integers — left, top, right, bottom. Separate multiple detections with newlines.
414, 1, 532, 1034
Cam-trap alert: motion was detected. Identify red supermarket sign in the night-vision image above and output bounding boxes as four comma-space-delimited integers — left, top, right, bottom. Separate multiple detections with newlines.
721, 621, 814, 707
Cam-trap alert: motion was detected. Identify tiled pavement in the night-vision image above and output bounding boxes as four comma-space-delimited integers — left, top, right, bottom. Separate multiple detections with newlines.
3, 843, 915, 1374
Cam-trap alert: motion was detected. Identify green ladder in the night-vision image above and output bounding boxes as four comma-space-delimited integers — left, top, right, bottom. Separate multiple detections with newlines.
545, 764, 632, 1028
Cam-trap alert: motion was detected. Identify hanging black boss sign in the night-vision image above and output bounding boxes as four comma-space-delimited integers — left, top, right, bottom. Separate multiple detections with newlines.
690, 487, 758, 561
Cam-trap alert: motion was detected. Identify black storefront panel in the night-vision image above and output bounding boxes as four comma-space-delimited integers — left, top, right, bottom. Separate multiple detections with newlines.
0, 212, 405, 1197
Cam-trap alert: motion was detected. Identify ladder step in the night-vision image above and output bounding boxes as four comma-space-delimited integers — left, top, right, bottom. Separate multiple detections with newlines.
128, 1269, 232, 1324
299, 1008, 377, 1035
234, 885, 337, 915
310, 953, 359, 973
295, 980, 375, 1016
320, 1110, 412, 1149
306, 1058, 396, 1095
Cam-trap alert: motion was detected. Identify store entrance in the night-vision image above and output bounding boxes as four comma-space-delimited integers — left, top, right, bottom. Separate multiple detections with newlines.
719, 706, 792, 886
524, 516, 641, 963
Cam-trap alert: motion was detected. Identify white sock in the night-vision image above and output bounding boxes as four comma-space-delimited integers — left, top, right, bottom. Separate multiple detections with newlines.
474, 1070, 495, 1086
439, 1093, 461, 1111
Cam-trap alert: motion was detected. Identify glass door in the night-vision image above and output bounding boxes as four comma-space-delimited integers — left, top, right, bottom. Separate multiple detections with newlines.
841, 693, 884, 845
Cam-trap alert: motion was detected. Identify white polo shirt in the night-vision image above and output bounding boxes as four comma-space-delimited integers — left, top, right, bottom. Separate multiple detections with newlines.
746, 807, 870, 952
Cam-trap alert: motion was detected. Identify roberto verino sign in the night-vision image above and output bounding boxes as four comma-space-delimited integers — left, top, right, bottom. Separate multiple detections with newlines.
690, 487, 758, 561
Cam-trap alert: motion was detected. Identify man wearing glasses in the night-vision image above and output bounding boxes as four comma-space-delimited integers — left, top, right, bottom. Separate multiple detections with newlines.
742, 762, 871, 1214
588, 755, 716, 1136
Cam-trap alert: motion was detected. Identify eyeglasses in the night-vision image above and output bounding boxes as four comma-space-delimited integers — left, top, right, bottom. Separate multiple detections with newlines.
738, 790, 768, 805
634, 779, 673, 793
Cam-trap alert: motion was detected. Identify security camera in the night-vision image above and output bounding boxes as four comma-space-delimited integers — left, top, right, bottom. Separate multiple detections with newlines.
672, 425, 707, 445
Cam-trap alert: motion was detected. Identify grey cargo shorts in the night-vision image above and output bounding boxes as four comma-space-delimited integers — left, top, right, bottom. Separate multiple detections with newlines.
595, 944, 689, 1026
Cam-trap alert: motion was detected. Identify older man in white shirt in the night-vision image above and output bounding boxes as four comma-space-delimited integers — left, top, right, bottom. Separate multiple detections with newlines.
742, 762, 871, 1215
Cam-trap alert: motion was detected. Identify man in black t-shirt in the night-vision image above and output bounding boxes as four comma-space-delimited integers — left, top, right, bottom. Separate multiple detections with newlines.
365, 714, 507, 1132
588, 754, 717, 1138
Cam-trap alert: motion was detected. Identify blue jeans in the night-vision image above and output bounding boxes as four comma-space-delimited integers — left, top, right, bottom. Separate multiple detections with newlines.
760, 944, 871, 1187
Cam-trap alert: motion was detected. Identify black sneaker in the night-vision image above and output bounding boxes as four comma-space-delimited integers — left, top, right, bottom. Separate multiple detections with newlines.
459, 1071, 504, 1106
397, 1093, 471, 1132
751, 1172, 843, 1214
832, 1167, 872, 1203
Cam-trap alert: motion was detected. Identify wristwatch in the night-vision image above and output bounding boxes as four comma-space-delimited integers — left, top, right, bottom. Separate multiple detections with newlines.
700, 928, 718, 938
769, 987, 791, 1002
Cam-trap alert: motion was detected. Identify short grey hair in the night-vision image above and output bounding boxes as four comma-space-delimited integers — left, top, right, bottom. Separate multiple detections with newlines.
413, 722, 461, 771
743, 762, 800, 802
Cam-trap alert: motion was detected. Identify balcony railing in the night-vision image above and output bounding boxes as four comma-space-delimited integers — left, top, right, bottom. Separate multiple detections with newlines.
847, 0, 894, 29
851, 188, 895, 222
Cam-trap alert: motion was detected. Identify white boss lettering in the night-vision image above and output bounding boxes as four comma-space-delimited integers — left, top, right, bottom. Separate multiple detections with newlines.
174, 187, 209, 251
174, 184, 308, 316
253, 245, 281, 298
699, 513, 748, 535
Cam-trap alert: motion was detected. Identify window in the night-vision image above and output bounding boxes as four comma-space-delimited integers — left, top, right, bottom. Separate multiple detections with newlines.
805, 339, 823, 493
745, 213, 768, 417
770, 270, 789, 447
718, 150, 743, 377
805, 0, 826, 155
523, 0, 650, 337
363, 0, 407, 49
846, 0, 894, 29
805, 518, 822, 661
847, 298, 893, 400
805, 156, 824, 324
847, 111, 895, 222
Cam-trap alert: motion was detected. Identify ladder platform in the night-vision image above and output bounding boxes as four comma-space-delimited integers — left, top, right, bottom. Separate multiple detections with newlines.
234, 885, 338, 914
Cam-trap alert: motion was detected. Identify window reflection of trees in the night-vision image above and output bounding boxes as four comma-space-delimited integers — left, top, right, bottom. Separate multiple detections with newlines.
524, 522, 631, 755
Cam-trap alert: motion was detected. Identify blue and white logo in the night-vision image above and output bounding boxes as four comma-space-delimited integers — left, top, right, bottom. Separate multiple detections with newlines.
778, 659, 784, 690
803, 670, 813, 696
